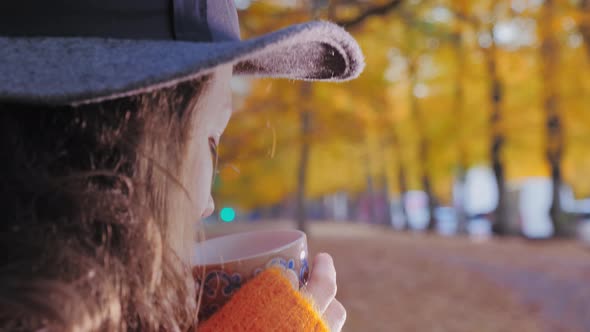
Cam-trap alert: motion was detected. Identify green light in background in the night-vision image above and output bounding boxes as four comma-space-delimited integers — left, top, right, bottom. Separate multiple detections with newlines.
220, 207, 236, 223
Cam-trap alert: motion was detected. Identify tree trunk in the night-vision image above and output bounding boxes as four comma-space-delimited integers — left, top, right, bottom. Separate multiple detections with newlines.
454, 170, 468, 234
549, 158, 563, 234
295, 83, 312, 233
491, 136, 508, 235
484, 40, 509, 235
422, 165, 437, 231
541, 0, 566, 236
579, 0, 590, 58
397, 168, 409, 229
393, 132, 409, 229
453, 14, 468, 234
296, 1, 326, 233
363, 153, 377, 224
408, 59, 437, 231
380, 170, 392, 225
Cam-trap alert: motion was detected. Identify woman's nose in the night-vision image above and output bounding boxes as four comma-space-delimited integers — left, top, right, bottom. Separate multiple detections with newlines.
201, 196, 215, 219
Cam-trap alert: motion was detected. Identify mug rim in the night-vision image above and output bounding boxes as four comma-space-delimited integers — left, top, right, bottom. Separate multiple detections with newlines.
192, 229, 306, 266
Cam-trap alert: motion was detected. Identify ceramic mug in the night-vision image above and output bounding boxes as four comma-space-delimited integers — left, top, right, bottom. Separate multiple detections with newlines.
192, 229, 310, 320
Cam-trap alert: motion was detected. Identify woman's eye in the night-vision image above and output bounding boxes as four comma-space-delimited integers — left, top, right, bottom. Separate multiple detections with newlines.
208, 137, 218, 158
209, 137, 220, 183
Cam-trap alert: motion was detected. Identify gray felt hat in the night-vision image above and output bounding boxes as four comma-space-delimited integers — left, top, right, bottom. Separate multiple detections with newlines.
0, 0, 364, 106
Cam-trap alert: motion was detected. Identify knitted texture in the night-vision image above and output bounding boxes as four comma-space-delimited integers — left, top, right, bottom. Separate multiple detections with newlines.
197, 268, 329, 332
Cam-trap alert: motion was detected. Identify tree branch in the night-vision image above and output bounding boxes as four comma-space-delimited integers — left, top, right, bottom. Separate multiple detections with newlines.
336, 0, 404, 29
454, 11, 478, 27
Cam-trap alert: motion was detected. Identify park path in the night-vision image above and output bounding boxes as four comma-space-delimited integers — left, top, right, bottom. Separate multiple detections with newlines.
310, 223, 590, 332
205, 221, 590, 332
418, 237, 590, 332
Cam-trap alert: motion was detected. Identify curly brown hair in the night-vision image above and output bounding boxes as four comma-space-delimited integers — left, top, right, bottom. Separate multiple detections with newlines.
0, 76, 210, 331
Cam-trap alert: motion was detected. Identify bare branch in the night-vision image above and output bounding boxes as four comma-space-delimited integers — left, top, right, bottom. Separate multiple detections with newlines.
336, 0, 404, 29
454, 11, 478, 27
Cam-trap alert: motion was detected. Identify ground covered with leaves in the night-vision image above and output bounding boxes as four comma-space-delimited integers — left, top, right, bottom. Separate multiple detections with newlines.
205, 221, 590, 332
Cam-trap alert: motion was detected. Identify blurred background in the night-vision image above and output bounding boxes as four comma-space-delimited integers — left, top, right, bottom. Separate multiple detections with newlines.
208, 1, 590, 331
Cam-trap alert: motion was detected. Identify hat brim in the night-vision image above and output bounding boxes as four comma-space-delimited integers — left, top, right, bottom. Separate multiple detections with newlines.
0, 21, 364, 106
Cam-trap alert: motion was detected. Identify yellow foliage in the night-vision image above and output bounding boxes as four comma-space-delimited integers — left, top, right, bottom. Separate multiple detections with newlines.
214, 0, 590, 210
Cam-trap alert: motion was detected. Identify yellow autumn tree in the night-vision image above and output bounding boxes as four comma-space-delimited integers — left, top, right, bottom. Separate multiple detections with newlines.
213, 0, 590, 237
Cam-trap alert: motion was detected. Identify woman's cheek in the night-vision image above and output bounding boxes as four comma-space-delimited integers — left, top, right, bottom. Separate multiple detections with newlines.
191, 140, 214, 217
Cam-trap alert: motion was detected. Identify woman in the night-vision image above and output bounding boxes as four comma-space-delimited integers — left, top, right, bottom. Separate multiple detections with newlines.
0, 0, 364, 331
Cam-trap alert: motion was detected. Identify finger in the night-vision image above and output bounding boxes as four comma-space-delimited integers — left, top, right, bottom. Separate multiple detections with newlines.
277, 268, 299, 291
323, 299, 347, 332
302, 253, 337, 314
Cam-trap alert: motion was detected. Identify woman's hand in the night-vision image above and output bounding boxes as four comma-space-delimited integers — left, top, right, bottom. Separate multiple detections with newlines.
302, 253, 347, 332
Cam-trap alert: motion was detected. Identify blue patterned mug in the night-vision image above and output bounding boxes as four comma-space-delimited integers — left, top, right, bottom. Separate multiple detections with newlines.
192, 229, 309, 320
